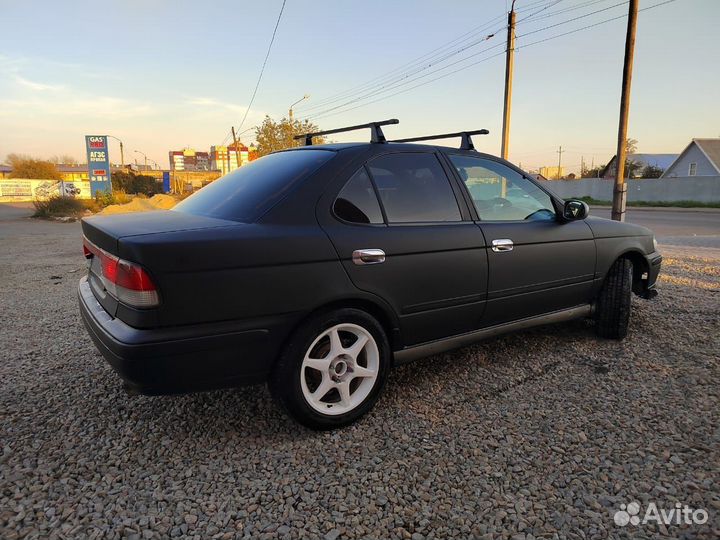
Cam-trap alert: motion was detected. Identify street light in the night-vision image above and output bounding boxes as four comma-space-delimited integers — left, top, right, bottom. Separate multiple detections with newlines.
288, 94, 310, 123
133, 150, 148, 172
107, 135, 124, 168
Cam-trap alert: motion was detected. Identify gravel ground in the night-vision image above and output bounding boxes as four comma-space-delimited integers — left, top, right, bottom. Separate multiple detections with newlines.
1, 216, 719, 540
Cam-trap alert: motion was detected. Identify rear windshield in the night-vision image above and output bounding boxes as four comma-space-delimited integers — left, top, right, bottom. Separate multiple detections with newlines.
174, 149, 335, 222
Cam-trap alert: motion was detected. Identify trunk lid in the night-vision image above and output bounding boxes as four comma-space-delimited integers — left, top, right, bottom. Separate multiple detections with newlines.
81, 210, 237, 323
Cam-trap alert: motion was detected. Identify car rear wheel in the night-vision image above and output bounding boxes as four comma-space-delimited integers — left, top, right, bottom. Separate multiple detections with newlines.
595, 258, 633, 339
269, 308, 390, 430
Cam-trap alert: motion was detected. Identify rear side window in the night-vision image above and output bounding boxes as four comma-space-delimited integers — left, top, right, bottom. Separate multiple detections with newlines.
334, 168, 384, 224
174, 150, 334, 222
368, 153, 461, 223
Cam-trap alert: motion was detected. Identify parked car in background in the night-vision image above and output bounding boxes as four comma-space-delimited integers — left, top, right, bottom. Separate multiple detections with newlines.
78, 120, 661, 429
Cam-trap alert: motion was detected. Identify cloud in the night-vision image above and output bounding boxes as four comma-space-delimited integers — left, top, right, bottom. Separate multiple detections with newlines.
186, 97, 250, 115
13, 75, 64, 91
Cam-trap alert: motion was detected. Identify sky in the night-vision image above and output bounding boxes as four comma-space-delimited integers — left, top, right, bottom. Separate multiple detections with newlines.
1, 0, 718, 174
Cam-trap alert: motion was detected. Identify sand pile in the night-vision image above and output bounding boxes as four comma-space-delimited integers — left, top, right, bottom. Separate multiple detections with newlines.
99, 194, 179, 215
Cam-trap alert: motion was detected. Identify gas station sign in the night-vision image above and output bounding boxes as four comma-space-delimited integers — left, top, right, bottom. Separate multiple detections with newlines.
85, 135, 112, 196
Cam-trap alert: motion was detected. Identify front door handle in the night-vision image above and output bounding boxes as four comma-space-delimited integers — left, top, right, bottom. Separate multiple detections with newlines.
491, 239, 514, 252
352, 249, 386, 265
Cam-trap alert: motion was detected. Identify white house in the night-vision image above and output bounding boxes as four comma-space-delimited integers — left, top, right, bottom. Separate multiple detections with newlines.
661, 138, 720, 178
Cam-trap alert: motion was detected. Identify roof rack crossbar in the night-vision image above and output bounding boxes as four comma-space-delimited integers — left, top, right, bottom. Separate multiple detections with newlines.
391, 129, 489, 151
294, 118, 399, 146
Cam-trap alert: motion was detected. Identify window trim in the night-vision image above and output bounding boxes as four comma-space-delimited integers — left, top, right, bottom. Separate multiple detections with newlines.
364, 151, 466, 225
331, 164, 387, 227
442, 151, 563, 222
688, 162, 697, 176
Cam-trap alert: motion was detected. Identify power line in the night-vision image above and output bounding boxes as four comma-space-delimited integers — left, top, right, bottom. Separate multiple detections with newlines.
303, 0, 678, 123
236, 0, 287, 132
301, 35, 506, 120
517, 0, 677, 47
516, 0, 630, 39
297, 0, 557, 114
301, 0, 616, 121
298, 17, 507, 113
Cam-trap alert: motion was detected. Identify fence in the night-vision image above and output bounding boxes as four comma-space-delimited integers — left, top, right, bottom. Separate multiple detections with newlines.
538, 176, 720, 203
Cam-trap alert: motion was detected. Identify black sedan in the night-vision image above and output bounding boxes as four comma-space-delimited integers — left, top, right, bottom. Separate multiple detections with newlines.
78, 120, 661, 429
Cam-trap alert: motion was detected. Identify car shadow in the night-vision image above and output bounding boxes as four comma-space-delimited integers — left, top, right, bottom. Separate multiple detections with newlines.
95, 316, 602, 444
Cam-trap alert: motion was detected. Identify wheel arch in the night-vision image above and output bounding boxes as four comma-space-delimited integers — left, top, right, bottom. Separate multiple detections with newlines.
305, 297, 402, 350
273, 295, 402, 375
617, 248, 649, 295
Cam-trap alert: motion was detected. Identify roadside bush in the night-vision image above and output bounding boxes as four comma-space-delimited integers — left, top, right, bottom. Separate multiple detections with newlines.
84, 190, 133, 213
111, 171, 162, 196
33, 196, 86, 218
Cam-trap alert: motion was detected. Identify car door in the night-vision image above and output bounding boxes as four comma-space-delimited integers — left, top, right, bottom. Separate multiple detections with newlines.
318, 151, 489, 346
445, 153, 596, 326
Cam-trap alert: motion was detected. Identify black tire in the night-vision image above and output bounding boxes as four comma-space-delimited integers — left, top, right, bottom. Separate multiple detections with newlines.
269, 308, 391, 430
595, 258, 633, 339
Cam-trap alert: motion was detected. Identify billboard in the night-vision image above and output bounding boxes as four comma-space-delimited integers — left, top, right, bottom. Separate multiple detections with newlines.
85, 135, 112, 196
0, 179, 91, 202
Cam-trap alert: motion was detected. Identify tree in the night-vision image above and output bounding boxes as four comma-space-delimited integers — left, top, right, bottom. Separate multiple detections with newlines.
6, 154, 62, 180
641, 164, 664, 178
581, 165, 605, 178
49, 154, 78, 165
624, 138, 641, 178
625, 138, 638, 155
111, 171, 162, 195
254, 116, 326, 157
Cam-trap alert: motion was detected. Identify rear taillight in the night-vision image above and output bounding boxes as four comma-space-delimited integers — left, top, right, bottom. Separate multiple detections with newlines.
83, 238, 159, 308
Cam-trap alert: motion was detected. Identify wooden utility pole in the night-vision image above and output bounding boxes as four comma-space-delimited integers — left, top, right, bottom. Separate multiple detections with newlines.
612, 0, 639, 221
556, 146, 564, 179
231, 126, 242, 171
500, 1, 516, 160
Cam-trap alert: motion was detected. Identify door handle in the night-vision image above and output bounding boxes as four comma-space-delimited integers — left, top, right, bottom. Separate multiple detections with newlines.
491, 239, 514, 252
352, 249, 386, 265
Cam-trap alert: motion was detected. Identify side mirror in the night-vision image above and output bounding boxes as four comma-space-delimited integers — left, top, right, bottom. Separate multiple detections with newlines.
563, 200, 589, 221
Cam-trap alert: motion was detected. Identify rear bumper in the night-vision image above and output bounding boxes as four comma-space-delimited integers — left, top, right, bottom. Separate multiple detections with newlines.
78, 276, 290, 394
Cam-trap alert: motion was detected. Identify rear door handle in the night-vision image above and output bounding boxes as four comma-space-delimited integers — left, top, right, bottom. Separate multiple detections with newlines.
352, 249, 386, 265
491, 239, 514, 252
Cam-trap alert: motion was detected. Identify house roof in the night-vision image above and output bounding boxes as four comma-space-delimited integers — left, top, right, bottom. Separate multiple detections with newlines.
661, 138, 720, 177
600, 153, 679, 177
694, 139, 720, 172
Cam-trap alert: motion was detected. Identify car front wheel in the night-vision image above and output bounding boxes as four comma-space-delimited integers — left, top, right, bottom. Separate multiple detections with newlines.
269, 308, 390, 430
595, 258, 633, 339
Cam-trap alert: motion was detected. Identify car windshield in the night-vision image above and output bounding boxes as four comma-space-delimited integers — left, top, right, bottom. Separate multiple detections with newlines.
174, 149, 335, 222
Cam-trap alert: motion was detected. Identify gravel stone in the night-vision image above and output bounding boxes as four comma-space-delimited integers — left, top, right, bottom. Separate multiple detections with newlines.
1, 215, 719, 540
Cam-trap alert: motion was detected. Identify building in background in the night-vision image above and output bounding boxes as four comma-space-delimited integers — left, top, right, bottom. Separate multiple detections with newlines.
601, 153, 678, 179
661, 139, 720, 178
210, 142, 258, 175
539, 166, 565, 179
168, 149, 211, 171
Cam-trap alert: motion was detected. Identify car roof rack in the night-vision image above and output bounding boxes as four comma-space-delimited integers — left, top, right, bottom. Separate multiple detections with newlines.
294, 119, 399, 146
391, 129, 489, 151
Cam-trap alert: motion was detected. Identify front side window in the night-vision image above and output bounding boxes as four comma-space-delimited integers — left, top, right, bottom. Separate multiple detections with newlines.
368, 153, 461, 223
174, 149, 334, 222
449, 155, 555, 221
689, 162, 697, 176
334, 167, 384, 224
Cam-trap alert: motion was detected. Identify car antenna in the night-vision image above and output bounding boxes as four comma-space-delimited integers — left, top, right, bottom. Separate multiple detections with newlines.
294, 119, 400, 146
391, 129, 490, 151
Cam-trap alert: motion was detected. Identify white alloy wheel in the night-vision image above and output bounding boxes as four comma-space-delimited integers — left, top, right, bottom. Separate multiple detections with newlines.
300, 323, 380, 415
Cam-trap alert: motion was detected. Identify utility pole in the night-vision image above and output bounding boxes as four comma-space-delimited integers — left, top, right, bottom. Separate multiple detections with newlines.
556, 146, 564, 179
612, 0, 638, 222
501, 0, 516, 160
231, 126, 242, 170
